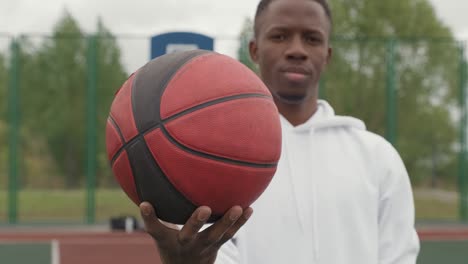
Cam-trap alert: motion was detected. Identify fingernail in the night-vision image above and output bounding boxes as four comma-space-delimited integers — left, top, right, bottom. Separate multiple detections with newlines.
198, 210, 209, 221
141, 205, 151, 216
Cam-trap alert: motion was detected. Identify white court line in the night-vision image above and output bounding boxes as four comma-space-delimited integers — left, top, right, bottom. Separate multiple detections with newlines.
51, 239, 60, 264
0, 239, 52, 243
57, 239, 153, 245
0, 237, 153, 245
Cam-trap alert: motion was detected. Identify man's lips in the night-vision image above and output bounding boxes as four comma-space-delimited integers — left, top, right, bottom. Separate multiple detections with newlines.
284, 72, 307, 82
280, 66, 311, 75
280, 66, 312, 82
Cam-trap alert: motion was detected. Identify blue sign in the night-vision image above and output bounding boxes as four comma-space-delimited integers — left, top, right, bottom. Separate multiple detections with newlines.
151, 32, 214, 59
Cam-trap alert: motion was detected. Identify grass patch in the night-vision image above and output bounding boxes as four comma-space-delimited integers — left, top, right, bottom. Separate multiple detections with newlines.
415, 196, 459, 220
413, 188, 459, 221
0, 189, 138, 223
0, 188, 462, 224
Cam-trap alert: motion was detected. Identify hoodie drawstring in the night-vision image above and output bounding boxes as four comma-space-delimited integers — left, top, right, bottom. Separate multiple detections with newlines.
309, 129, 320, 263
283, 131, 306, 232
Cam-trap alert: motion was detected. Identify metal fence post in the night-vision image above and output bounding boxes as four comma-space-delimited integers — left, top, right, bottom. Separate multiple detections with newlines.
8, 38, 19, 224
385, 38, 397, 145
459, 42, 468, 222
86, 34, 97, 224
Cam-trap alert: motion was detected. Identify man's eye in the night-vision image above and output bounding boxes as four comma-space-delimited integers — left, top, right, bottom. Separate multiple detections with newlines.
306, 36, 322, 44
271, 34, 286, 41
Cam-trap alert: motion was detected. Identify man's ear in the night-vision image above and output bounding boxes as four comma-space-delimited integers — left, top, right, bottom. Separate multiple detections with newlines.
325, 46, 333, 65
249, 39, 259, 63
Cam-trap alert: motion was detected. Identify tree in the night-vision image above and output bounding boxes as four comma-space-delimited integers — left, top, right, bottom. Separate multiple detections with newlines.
0, 53, 6, 184
94, 17, 128, 186
16, 11, 128, 188
0, 53, 6, 121
31, 11, 88, 187
237, 18, 257, 74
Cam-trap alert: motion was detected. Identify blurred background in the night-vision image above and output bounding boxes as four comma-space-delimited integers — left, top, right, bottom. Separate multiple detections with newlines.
0, 0, 467, 263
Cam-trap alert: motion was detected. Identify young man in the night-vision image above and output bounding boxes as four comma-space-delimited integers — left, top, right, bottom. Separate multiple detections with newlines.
139, 0, 420, 263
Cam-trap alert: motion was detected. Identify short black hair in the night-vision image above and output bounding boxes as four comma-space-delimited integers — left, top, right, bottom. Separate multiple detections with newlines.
253, 0, 333, 36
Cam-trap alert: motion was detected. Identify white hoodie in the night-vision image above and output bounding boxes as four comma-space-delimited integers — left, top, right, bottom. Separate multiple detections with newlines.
217, 100, 420, 264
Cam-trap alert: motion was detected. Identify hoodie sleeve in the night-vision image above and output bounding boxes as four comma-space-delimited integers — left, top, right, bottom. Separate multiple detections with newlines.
377, 140, 420, 264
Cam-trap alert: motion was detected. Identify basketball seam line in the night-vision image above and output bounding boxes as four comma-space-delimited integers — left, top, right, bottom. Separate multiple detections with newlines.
110, 94, 276, 167
160, 125, 277, 168
108, 115, 126, 144
125, 137, 146, 203
132, 50, 211, 133
138, 138, 197, 211
162, 93, 272, 123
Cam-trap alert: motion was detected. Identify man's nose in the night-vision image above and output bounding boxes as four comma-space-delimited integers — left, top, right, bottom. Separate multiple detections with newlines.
285, 36, 308, 61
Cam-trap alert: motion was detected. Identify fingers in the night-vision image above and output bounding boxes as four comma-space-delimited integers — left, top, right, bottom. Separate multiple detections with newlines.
216, 207, 253, 247
178, 206, 212, 245
199, 206, 244, 246
140, 202, 253, 251
139, 202, 170, 240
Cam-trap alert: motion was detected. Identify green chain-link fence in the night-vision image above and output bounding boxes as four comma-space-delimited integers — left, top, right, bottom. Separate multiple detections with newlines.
0, 34, 467, 224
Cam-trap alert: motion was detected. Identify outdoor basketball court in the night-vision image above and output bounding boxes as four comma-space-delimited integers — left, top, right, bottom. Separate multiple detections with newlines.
1, 228, 467, 264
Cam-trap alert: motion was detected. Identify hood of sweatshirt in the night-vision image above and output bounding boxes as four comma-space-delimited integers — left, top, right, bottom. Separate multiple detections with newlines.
280, 100, 366, 133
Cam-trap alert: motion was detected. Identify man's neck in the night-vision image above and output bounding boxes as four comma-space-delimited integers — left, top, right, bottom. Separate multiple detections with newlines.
275, 98, 318, 127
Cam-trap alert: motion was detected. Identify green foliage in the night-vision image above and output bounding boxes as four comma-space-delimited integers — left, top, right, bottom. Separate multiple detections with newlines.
94, 17, 128, 186
326, 0, 459, 185
18, 12, 88, 187
0, 51, 9, 188
0, 121, 6, 188
237, 0, 461, 186
4, 11, 128, 188
237, 18, 258, 74
0, 54, 6, 120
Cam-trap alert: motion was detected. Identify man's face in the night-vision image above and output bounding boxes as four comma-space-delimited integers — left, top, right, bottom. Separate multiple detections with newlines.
250, 0, 332, 106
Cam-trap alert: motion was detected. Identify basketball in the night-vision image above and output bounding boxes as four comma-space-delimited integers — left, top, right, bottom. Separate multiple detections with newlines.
105, 50, 282, 224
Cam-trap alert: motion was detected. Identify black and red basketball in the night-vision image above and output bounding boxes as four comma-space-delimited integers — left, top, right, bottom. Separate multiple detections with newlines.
105, 50, 282, 224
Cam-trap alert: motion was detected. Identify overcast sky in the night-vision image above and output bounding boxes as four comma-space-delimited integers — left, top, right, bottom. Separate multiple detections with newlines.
1, 0, 467, 72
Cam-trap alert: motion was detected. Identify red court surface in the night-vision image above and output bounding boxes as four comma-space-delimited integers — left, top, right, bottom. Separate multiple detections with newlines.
0, 231, 162, 264
417, 225, 468, 240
